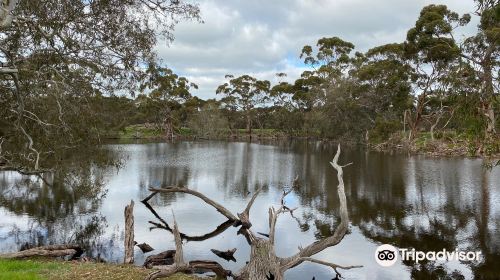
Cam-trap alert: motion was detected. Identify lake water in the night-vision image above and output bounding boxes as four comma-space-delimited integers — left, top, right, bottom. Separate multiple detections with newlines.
1, 140, 499, 279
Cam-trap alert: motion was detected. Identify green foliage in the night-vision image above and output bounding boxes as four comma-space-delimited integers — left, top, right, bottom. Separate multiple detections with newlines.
369, 118, 403, 143
188, 101, 229, 138
216, 74, 271, 134
405, 4, 469, 63
2, 0, 498, 160
0, 0, 201, 171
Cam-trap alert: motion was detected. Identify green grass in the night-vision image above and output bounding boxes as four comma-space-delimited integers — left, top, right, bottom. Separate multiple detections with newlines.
0, 258, 63, 280
0, 258, 201, 280
120, 124, 161, 139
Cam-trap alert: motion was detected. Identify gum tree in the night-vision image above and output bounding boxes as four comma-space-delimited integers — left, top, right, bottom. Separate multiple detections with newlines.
0, 0, 200, 172
462, 0, 499, 139
216, 75, 270, 137
404, 4, 471, 140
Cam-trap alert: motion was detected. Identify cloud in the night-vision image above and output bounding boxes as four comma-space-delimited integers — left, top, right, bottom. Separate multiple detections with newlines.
156, 0, 478, 99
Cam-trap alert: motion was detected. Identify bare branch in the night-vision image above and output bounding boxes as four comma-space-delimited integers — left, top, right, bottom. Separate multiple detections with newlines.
268, 181, 297, 244
300, 257, 362, 275
150, 186, 238, 221
142, 191, 159, 203
145, 211, 232, 280
237, 187, 262, 228
281, 144, 350, 270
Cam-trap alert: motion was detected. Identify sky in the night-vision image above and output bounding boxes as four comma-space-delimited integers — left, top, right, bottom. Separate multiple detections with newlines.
155, 0, 479, 99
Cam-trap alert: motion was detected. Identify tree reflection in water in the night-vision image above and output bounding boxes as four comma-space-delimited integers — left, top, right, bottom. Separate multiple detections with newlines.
0, 146, 122, 259
0, 140, 498, 279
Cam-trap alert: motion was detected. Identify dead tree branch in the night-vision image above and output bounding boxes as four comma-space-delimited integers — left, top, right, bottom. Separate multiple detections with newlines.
124, 200, 135, 264
0, 244, 81, 259
144, 146, 360, 279
142, 193, 234, 242
145, 212, 232, 280
280, 145, 350, 271
149, 186, 238, 221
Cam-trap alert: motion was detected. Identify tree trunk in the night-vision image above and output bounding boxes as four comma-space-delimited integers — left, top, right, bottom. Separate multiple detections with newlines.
246, 113, 252, 138
484, 103, 496, 139
124, 200, 135, 264
0, 245, 81, 259
409, 93, 427, 141
481, 46, 496, 140
235, 239, 282, 280
164, 108, 174, 140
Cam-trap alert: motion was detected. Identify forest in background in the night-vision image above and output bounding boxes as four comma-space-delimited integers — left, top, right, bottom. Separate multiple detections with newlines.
102, 1, 499, 156
1, 0, 499, 173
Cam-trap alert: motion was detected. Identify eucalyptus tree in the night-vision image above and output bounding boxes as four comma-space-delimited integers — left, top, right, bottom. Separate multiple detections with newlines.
404, 4, 471, 140
354, 43, 413, 142
216, 74, 271, 136
140, 65, 197, 139
299, 37, 376, 139
299, 37, 355, 106
461, 0, 499, 139
188, 99, 228, 139
0, 0, 200, 172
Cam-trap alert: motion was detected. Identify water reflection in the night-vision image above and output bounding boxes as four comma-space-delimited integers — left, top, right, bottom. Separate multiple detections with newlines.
0, 140, 499, 280
0, 147, 121, 259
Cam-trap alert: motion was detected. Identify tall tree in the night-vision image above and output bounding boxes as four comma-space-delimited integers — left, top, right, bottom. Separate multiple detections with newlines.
216, 74, 270, 136
462, 0, 499, 139
140, 65, 197, 139
354, 43, 413, 141
0, 0, 200, 171
404, 4, 470, 140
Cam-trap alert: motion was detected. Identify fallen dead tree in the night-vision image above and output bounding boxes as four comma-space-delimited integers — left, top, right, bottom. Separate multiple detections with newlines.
144, 145, 361, 280
0, 244, 82, 259
144, 213, 232, 279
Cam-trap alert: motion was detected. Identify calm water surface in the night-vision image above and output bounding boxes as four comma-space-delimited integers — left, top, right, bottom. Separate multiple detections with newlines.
1, 140, 499, 280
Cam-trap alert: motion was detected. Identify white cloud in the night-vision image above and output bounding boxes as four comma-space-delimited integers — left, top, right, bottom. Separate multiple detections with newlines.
157, 0, 479, 99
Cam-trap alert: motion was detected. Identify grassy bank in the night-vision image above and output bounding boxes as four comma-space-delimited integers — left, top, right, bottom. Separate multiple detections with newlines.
370, 131, 500, 157
0, 258, 197, 280
105, 124, 163, 139
105, 124, 289, 140
106, 124, 500, 158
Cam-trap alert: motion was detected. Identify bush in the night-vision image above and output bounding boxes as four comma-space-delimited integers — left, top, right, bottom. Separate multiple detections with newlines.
369, 118, 402, 143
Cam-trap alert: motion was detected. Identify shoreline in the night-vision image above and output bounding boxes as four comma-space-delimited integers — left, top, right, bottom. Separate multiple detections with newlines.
0, 258, 199, 280
103, 126, 500, 160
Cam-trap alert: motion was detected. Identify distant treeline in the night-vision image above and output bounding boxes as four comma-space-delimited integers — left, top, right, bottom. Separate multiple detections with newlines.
1, 1, 498, 173
100, 3, 499, 153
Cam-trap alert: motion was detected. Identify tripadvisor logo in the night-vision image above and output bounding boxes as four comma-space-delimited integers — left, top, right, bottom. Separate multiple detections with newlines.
375, 244, 398, 267
375, 244, 482, 267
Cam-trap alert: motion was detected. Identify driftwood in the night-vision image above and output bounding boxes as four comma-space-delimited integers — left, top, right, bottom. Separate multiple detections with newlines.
143, 250, 175, 268
144, 145, 361, 280
124, 200, 135, 264
144, 214, 232, 279
136, 242, 154, 253
0, 244, 82, 259
211, 248, 237, 262
144, 198, 235, 242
